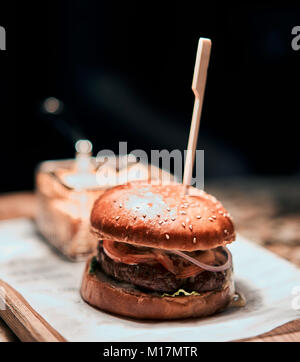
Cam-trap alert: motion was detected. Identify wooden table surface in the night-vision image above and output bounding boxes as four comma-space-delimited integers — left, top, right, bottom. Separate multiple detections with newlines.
0, 179, 300, 342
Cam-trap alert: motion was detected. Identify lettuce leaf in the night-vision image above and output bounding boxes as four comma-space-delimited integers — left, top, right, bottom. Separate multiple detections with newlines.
161, 289, 200, 297
89, 256, 99, 274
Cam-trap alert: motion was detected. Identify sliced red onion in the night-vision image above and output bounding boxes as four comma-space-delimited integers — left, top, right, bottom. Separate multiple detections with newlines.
171, 246, 232, 272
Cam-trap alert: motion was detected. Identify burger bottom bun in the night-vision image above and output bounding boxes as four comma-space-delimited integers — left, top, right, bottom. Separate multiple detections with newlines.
80, 257, 235, 320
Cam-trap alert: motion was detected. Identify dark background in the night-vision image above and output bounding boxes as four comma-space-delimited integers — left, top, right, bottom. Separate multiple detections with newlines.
1, 1, 300, 192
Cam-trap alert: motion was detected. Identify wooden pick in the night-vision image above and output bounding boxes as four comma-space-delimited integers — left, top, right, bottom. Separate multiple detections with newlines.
182, 38, 211, 195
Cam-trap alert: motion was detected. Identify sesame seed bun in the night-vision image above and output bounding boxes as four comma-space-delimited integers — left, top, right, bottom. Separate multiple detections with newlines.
91, 182, 235, 251
80, 256, 235, 320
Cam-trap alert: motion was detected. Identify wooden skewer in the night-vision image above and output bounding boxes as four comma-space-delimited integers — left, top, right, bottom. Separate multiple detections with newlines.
182, 38, 211, 195
0, 279, 67, 342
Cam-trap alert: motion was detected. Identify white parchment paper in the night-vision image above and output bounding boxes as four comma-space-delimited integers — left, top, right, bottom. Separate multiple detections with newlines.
0, 218, 299, 342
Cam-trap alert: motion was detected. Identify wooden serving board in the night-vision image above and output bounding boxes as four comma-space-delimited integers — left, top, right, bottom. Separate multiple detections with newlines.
0, 279, 66, 342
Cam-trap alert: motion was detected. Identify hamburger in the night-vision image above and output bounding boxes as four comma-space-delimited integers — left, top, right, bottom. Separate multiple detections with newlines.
80, 181, 236, 320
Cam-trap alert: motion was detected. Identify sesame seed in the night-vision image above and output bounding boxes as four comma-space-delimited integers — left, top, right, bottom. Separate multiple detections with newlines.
189, 225, 193, 231
115, 216, 120, 220
193, 237, 197, 244
119, 203, 122, 208
196, 215, 201, 219
182, 222, 186, 228
167, 207, 171, 211
171, 217, 176, 221
180, 210, 186, 215
157, 214, 160, 217
218, 210, 223, 215
224, 229, 228, 235
165, 234, 170, 240
164, 218, 168, 222
186, 218, 190, 223
143, 214, 146, 218
211, 215, 217, 220
208, 217, 214, 222
159, 220, 163, 225
124, 236, 128, 241
133, 216, 137, 220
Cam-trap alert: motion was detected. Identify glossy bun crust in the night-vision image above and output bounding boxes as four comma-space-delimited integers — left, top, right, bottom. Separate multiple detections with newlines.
80, 257, 235, 320
91, 182, 235, 251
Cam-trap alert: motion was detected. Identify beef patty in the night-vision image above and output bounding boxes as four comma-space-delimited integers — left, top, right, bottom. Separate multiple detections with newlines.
97, 246, 227, 294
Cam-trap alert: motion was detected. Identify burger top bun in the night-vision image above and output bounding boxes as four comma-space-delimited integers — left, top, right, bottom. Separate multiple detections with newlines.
91, 182, 235, 251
